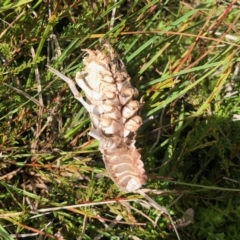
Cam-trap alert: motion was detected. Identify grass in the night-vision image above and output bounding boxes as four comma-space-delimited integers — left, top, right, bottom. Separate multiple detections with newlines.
1, 0, 240, 239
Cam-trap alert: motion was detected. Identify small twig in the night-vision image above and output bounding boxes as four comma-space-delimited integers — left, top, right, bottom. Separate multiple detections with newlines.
47, 0, 53, 65
224, 62, 239, 98
11, 233, 39, 238
36, 199, 138, 213
129, 236, 141, 240
30, 47, 44, 153
150, 107, 166, 151
47, 1, 62, 68
110, 0, 118, 30
0, 10, 26, 39
35, 115, 53, 139
50, 34, 62, 58
210, 31, 238, 42
30, 47, 44, 107
77, 215, 88, 240
223, 176, 239, 183
92, 209, 109, 229
0, 168, 22, 181
232, 114, 240, 121
3, 83, 41, 107
139, 188, 176, 195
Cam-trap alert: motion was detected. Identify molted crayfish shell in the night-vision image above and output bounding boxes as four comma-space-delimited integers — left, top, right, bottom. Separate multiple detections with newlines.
48, 42, 147, 192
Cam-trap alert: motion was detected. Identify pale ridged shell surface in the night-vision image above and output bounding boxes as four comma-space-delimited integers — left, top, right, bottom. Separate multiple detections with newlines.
72, 43, 146, 192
